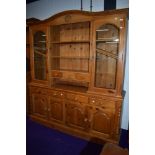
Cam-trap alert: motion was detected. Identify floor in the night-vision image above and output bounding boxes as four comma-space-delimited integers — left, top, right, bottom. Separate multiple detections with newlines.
26, 117, 128, 155
26, 118, 103, 155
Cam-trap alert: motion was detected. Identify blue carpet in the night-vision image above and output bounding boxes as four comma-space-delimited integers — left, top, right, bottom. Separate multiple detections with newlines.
26, 118, 103, 155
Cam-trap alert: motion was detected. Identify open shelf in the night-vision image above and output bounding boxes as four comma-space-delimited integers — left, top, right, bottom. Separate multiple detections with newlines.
51, 69, 89, 73
52, 83, 88, 93
50, 21, 90, 42
96, 40, 119, 43
50, 21, 90, 89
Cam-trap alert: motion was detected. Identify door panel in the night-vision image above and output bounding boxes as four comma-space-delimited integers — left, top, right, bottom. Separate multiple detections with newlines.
31, 94, 48, 119
65, 101, 86, 130
91, 106, 115, 137
48, 98, 63, 123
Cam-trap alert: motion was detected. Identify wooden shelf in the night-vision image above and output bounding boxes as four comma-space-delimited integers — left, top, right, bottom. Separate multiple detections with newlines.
96, 48, 118, 59
96, 40, 119, 43
52, 83, 88, 93
34, 47, 47, 51
51, 69, 89, 73
51, 40, 90, 44
34, 51, 46, 57
51, 56, 89, 59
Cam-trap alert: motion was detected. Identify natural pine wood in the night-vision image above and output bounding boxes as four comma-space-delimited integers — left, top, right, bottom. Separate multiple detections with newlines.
28, 8, 128, 144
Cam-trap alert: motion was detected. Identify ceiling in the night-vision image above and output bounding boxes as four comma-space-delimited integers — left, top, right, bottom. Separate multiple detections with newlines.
26, 0, 39, 4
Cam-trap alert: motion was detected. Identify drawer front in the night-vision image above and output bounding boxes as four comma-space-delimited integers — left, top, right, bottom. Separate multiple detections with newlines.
50, 90, 65, 99
30, 86, 48, 95
66, 93, 88, 103
89, 97, 115, 112
51, 70, 62, 78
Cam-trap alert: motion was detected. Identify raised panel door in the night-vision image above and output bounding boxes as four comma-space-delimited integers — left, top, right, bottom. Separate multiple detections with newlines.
48, 97, 64, 123
31, 94, 48, 119
65, 101, 87, 130
91, 105, 115, 138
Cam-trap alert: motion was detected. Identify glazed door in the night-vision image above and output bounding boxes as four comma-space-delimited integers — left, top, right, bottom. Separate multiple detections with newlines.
31, 93, 48, 119
30, 27, 49, 85
91, 17, 126, 96
95, 24, 119, 89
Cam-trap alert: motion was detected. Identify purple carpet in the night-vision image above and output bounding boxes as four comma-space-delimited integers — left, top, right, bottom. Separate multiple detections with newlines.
26, 118, 103, 155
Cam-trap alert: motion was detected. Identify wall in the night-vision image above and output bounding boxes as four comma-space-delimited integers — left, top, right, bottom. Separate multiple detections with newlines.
26, 0, 129, 130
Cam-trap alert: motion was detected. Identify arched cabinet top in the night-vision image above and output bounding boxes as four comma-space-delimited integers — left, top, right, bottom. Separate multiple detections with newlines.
28, 8, 128, 27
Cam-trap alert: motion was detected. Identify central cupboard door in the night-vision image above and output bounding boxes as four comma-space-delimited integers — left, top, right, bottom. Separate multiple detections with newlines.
65, 101, 88, 130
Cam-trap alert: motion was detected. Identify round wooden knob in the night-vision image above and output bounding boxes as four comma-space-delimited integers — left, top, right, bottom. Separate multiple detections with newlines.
92, 100, 95, 103
84, 118, 88, 122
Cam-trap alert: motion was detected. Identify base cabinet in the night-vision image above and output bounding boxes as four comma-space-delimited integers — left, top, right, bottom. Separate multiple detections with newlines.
29, 86, 122, 143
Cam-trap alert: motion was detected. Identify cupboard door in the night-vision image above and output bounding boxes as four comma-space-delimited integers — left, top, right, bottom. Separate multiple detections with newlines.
95, 24, 119, 89
65, 101, 87, 130
48, 97, 63, 123
31, 94, 48, 119
30, 28, 49, 84
91, 106, 114, 137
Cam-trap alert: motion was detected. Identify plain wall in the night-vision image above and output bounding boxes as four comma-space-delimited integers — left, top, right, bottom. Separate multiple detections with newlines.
26, 0, 129, 130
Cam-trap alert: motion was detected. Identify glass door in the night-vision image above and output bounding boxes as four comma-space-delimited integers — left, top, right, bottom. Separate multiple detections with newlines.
95, 24, 119, 89
33, 30, 48, 81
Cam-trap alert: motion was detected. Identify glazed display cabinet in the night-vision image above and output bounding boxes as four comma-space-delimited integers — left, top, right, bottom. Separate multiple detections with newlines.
28, 8, 128, 144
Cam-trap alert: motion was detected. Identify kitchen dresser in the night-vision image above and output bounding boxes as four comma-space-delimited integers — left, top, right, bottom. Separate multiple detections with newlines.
28, 8, 128, 144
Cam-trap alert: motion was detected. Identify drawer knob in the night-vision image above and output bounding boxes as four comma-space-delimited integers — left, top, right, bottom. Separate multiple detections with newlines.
84, 118, 88, 122
60, 93, 63, 96
92, 100, 95, 103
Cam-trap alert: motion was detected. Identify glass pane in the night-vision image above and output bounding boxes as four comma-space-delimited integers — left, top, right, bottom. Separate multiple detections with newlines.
95, 24, 119, 89
34, 52, 46, 80
33, 31, 47, 80
34, 31, 46, 54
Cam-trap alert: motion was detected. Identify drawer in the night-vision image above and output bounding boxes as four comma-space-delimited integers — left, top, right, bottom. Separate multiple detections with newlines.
66, 93, 88, 103
89, 97, 115, 109
51, 70, 62, 78
51, 70, 90, 82
51, 90, 65, 99
30, 87, 48, 95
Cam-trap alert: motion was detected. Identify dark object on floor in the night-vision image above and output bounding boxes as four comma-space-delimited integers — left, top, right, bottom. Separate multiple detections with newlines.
119, 129, 129, 149
100, 143, 129, 155
26, 118, 103, 155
